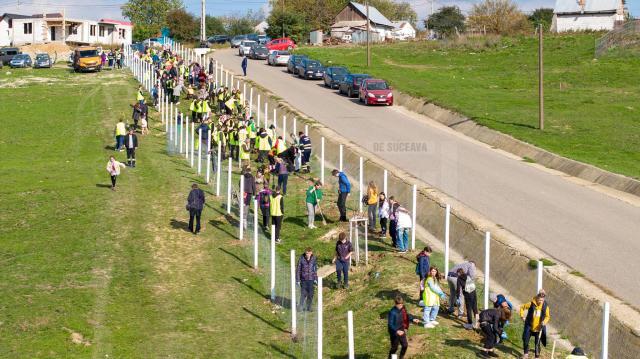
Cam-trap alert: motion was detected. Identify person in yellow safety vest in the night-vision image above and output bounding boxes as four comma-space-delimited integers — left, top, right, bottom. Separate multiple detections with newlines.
256, 128, 272, 163
274, 135, 287, 155
239, 138, 251, 169
225, 97, 236, 114
247, 117, 257, 151
218, 126, 228, 160
267, 124, 276, 142
238, 125, 248, 144
269, 186, 284, 243
229, 127, 239, 160
190, 99, 200, 123
136, 85, 145, 104
198, 99, 211, 122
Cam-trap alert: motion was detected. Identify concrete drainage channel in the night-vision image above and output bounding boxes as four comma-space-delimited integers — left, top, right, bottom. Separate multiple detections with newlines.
213, 62, 640, 358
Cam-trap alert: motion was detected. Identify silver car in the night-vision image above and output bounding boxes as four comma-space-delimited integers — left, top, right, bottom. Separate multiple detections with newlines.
238, 40, 256, 56
267, 51, 291, 66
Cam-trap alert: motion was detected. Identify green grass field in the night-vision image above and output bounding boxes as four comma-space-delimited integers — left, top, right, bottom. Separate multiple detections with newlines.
0, 65, 565, 358
297, 34, 640, 179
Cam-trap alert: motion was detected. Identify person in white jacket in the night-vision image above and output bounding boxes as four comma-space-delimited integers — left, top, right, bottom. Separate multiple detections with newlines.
378, 192, 390, 237
106, 156, 126, 191
396, 206, 412, 253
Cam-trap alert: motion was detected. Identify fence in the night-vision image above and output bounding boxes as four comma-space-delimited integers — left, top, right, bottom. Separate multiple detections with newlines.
595, 20, 640, 57
123, 41, 615, 358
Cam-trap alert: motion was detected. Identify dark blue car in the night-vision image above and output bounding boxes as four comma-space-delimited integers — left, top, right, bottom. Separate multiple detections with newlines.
295, 59, 324, 80
323, 66, 349, 88
338, 73, 371, 97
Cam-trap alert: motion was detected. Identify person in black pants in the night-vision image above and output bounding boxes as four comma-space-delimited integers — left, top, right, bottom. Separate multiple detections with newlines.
457, 268, 479, 330
187, 183, 206, 234
123, 129, 138, 167
387, 295, 420, 359
478, 307, 510, 357
332, 169, 351, 222
296, 247, 317, 312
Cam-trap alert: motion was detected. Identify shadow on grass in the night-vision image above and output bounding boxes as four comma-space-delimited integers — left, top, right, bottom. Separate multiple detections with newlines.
232, 276, 268, 299
375, 289, 419, 306
474, 116, 537, 130
258, 341, 296, 358
104, 145, 116, 150
242, 306, 287, 333
169, 218, 190, 232
329, 354, 373, 359
283, 216, 307, 228
220, 248, 252, 269
444, 338, 480, 354
95, 183, 112, 188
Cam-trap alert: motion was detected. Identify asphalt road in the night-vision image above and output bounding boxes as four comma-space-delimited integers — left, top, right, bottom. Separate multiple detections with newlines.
213, 49, 640, 308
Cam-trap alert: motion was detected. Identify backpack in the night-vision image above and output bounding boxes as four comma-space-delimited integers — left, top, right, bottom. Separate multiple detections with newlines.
361, 195, 369, 205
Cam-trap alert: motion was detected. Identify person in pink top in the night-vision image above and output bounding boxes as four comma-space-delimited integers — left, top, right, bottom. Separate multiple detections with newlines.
106, 156, 126, 191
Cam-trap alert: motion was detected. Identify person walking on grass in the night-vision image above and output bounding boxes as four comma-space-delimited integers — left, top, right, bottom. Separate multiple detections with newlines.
241, 55, 248, 76
519, 290, 551, 359
123, 128, 138, 167
332, 232, 353, 289
457, 267, 479, 330
378, 192, 389, 237
269, 186, 284, 243
305, 179, 323, 229
332, 169, 351, 222
114, 119, 127, 151
296, 247, 318, 312
106, 156, 126, 191
422, 266, 446, 328
395, 206, 412, 253
416, 246, 432, 300
242, 169, 256, 229
275, 157, 289, 195
478, 307, 511, 358
387, 295, 421, 359
447, 260, 476, 319
186, 183, 206, 235
257, 183, 272, 231
366, 181, 378, 231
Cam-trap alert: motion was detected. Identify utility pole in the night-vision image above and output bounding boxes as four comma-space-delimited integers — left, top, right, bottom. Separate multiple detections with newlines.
366, 0, 371, 67
62, 8, 66, 45
282, 0, 285, 38
200, 0, 206, 43
538, 23, 544, 130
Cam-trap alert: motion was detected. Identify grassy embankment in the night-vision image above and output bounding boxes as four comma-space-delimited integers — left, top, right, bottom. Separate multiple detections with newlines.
297, 34, 640, 179
0, 65, 565, 358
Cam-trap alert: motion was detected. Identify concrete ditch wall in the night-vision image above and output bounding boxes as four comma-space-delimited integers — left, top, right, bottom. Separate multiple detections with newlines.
393, 92, 640, 197
222, 72, 640, 359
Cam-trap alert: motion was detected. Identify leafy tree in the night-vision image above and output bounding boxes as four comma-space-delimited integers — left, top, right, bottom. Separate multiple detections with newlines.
122, 0, 183, 41
205, 15, 225, 36
391, 2, 418, 26
528, 8, 554, 31
468, 0, 531, 35
425, 6, 466, 37
166, 8, 198, 41
266, 8, 309, 43
226, 17, 255, 36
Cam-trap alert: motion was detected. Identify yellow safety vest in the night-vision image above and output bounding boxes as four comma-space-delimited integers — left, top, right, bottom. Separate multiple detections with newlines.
239, 129, 247, 143
240, 144, 250, 160
258, 136, 271, 151
136, 90, 144, 101
267, 128, 275, 141
270, 194, 283, 216
275, 139, 286, 155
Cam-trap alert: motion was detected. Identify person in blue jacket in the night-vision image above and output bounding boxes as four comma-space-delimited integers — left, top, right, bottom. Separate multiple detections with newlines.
241, 55, 248, 76
387, 295, 420, 359
332, 169, 351, 222
416, 246, 432, 301
490, 292, 514, 339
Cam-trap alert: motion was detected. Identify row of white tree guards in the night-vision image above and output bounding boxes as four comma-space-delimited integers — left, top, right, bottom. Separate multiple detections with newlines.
123, 42, 612, 359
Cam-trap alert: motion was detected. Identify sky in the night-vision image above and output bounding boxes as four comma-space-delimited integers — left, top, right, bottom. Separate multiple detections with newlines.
0, 0, 637, 23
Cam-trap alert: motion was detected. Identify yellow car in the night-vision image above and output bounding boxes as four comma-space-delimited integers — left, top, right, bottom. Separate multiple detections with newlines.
73, 46, 101, 72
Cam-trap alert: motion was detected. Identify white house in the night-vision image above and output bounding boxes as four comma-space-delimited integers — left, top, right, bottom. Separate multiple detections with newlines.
0, 13, 31, 46
331, 2, 395, 42
254, 20, 269, 35
391, 21, 416, 40
4, 13, 132, 47
551, 0, 625, 32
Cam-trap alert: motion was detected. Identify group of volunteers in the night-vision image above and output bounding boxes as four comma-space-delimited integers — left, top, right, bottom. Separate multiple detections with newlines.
109, 44, 587, 359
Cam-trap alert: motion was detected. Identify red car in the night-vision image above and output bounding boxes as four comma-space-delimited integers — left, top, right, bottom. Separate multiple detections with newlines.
358, 79, 393, 106
266, 37, 297, 52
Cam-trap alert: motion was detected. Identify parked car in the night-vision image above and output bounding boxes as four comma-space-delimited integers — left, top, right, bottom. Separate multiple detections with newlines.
33, 53, 52, 68
267, 51, 290, 66
338, 74, 371, 97
0, 47, 21, 65
9, 53, 32, 68
238, 40, 257, 56
295, 58, 324, 80
266, 37, 297, 52
249, 45, 269, 60
258, 34, 271, 45
358, 79, 393, 106
73, 46, 102, 72
323, 66, 349, 88
208, 35, 230, 44
287, 54, 307, 73
247, 33, 260, 42
231, 35, 247, 48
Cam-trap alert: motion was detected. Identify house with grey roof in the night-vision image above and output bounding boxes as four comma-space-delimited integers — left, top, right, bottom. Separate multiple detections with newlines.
551, 0, 626, 32
331, 2, 395, 42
